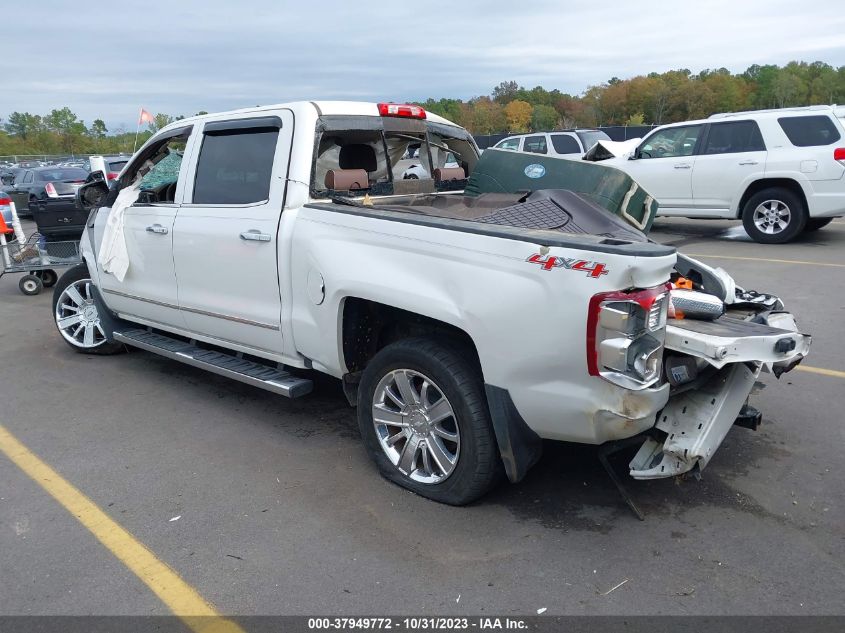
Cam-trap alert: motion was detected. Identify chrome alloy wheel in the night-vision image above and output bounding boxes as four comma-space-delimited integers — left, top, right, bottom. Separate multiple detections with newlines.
54, 279, 108, 349
753, 199, 791, 235
372, 369, 460, 484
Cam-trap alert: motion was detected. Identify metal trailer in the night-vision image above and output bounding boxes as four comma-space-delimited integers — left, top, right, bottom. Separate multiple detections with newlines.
0, 232, 82, 295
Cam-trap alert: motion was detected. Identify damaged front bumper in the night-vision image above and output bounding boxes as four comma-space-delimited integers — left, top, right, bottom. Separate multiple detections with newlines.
628, 310, 811, 480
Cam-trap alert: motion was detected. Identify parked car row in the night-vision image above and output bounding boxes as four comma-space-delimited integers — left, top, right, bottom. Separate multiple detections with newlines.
490, 105, 845, 244
0, 156, 129, 241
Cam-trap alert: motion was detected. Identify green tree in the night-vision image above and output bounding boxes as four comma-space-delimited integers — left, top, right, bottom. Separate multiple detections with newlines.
90, 119, 108, 138
44, 107, 87, 153
149, 113, 174, 132
492, 80, 519, 104
531, 104, 559, 131
4, 112, 43, 140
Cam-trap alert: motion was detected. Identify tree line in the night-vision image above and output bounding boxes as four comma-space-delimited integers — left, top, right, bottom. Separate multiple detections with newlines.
0, 110, 207, 158
2, 60, 844, 156
418, 61, 845, 134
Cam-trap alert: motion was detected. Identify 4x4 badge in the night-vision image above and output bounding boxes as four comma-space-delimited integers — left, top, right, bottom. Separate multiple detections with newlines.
526, 253, 609, 278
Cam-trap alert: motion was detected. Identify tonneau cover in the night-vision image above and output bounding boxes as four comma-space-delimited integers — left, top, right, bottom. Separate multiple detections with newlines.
465, 148, 658, 232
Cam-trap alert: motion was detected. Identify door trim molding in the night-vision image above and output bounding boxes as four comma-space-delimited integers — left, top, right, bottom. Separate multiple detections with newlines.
102, 288, 280, 331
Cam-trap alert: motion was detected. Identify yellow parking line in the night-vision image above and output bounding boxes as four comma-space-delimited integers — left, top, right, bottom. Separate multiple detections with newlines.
0, 424, 244, 633
685, 254, 845, 268
795, 365, 845, 379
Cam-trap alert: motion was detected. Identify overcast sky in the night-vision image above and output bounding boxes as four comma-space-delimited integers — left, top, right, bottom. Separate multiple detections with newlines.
2, 0, 844, 130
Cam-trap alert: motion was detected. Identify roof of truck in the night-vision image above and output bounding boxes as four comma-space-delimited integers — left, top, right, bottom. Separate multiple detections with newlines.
164, 101, 459, 130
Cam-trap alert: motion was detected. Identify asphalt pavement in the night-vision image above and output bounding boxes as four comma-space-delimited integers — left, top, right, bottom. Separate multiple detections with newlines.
1, 217, 843, 618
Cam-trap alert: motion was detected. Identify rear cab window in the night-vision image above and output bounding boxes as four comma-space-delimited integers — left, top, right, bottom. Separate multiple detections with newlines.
778, 115, 842, 147
311, 115, 479, 198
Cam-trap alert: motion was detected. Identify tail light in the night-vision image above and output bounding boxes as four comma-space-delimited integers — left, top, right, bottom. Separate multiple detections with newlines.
378, 103, 426, 119
45, 182, 58, 198
107, 172, 119, 180
587, 284, 670, 390
0, 193, 11, 205
835, 148, 845, 166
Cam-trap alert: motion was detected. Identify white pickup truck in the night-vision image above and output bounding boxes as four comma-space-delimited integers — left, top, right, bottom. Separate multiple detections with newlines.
55, 101, 810, 506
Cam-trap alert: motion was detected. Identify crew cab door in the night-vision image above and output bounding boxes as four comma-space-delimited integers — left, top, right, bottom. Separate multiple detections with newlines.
691, 120, 767, 215
624, 124, 704, 215
96, 126, 195, 326
173, 112, 292, 358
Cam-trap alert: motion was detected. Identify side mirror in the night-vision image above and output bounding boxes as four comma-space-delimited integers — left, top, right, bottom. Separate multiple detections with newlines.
76, 179, 110, 211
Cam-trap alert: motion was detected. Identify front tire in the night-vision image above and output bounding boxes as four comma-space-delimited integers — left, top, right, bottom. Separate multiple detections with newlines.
52, 265, 125, 355
357, 337, 503, 505
741, 187, 807, 244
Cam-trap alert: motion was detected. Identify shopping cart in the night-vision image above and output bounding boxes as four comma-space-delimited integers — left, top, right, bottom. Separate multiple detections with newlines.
0, 232, 83, 295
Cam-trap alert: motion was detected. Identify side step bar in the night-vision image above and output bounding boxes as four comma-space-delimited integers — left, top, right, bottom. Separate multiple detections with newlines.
113, 328, 313, 399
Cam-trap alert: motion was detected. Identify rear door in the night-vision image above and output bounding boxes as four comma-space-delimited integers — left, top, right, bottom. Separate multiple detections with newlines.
623, 124, 704, 215
691, 120, 767, 215
173, 112, 292, 358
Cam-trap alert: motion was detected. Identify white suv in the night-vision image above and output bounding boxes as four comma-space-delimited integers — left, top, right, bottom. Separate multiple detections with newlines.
603, 105, 845, 243
493, 129, 611, 158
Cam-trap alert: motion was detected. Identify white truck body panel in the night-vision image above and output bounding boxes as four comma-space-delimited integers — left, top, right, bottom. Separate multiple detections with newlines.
74, 100, 811, 492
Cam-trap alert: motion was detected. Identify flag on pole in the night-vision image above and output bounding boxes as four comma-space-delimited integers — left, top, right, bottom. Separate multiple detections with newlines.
138, 108, 154, 125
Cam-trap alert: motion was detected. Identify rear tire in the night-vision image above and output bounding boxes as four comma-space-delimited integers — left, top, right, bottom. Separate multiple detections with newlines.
741, 187, 807, 244
52, 265, 125, 355
357, 337, 504, 505
804, 217, 834, 232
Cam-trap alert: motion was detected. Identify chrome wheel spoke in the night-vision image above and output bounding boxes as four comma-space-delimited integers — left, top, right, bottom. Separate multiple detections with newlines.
432, 425, 458, 442
386, 428, 408, 447
64, 284, 85, 307
373, 404, 407, 427
58, 314, 84, 330
394, 370, 419, 406
425, 397, 453, 425
397, 434, 421, 474
83, 323, 95, 347
426, 437, 455, 474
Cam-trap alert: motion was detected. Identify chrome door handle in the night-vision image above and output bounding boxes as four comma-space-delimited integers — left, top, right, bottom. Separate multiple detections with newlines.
738, 160, 759, 165
240, 230, 271, 242
146, 224, 168, 235
674, 163, 692, 169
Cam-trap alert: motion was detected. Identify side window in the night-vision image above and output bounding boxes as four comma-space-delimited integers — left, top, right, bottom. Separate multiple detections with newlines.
136, 138, 189, 203
702, 121, 765, 154
22, 171, 34, 184
550, 134, 581, 154
193, 127, 279, 205
778, 115, 842, 147
495, 138, 520, 150
638, 125, 702, 159
523, 135, 548, 154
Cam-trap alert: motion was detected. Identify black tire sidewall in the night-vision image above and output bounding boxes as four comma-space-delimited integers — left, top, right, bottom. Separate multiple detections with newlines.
742, 188, 807, 244
357, 337, 502, 505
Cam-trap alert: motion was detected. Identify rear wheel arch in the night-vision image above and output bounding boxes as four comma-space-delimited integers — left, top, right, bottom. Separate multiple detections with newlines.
340, 297, 481, 378
736, 178, 807, 219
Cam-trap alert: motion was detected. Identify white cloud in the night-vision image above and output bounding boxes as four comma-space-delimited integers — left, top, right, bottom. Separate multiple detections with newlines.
2, 0, 843, 129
